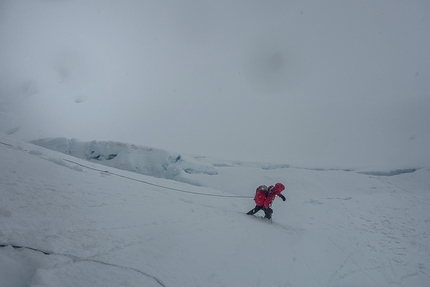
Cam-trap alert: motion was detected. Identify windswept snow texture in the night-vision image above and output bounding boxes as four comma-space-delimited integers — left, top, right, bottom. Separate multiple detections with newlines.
1, 136, 430, 287
31, 138, 217, 185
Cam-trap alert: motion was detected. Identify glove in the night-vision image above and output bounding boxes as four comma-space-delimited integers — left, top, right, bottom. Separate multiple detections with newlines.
279, 194, 286, 201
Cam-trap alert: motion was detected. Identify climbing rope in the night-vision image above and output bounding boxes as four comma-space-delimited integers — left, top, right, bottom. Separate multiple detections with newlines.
63, 159, 253, 199
0, 140, 252, 198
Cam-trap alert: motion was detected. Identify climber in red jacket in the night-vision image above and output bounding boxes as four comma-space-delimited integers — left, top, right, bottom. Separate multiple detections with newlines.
246, 183, 286, 219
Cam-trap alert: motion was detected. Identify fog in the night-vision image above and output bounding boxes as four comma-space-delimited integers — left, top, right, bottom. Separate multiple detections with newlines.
1, 0, 429, 168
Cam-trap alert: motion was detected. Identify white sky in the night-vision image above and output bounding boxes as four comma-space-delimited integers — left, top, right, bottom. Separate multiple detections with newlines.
1, 0, 429, 168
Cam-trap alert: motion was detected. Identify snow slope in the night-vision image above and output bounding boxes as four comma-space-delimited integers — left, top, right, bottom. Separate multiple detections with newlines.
1, 135, 429, 287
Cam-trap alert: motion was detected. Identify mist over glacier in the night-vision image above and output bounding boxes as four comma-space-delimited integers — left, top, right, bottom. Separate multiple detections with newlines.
1, 0, 430, 168
1, 2, 430, 286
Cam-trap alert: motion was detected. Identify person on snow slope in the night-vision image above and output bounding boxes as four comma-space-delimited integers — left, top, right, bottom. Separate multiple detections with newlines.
247, 183, 286, 219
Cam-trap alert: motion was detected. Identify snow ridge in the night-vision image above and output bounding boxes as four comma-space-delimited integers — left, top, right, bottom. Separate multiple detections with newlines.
31, 137, 218, 184
357, 168, 417, 176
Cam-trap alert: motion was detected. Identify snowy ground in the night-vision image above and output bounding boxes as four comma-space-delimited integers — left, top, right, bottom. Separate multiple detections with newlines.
1, 135, 429, 287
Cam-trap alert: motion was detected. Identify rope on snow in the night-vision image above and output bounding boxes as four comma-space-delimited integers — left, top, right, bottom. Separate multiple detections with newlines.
0, 140, 251, 199
63, 159, 253, 199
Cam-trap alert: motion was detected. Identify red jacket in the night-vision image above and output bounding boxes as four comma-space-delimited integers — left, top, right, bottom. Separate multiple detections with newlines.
254, 183, 285, 209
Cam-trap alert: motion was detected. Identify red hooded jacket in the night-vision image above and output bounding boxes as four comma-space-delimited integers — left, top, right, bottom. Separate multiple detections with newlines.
254, 183, 285, 209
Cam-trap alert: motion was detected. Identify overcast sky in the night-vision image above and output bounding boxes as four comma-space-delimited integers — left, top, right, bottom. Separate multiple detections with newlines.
1, 0, 429, 168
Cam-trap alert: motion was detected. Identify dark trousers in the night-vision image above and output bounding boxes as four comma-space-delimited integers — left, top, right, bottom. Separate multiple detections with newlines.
247, 205, 273, 219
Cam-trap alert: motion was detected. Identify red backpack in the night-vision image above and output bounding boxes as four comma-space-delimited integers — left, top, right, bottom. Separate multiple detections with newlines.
254, 185, 268, 206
